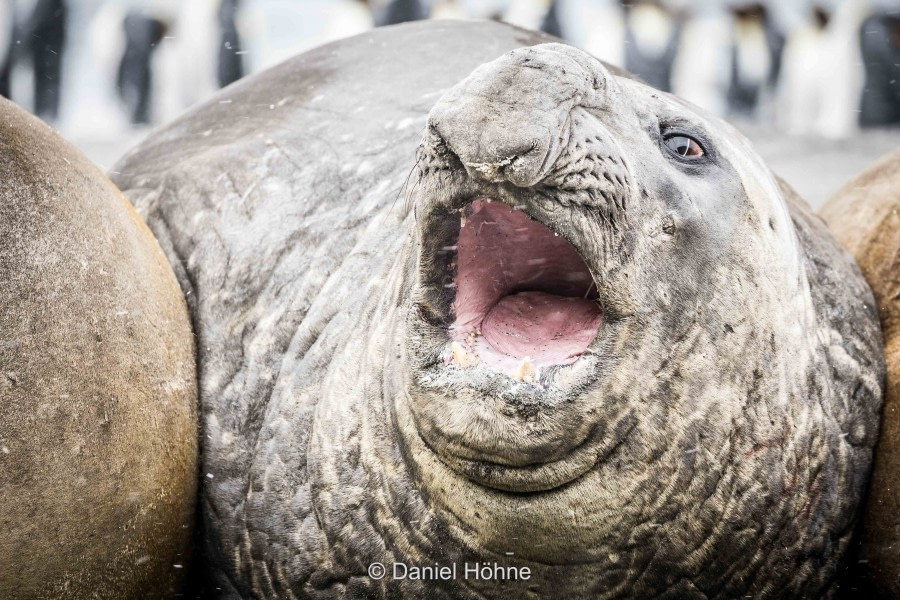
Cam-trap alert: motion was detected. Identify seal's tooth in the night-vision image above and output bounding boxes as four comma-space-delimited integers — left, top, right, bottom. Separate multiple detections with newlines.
451, 341, 479, 368
513, 356, 536, 382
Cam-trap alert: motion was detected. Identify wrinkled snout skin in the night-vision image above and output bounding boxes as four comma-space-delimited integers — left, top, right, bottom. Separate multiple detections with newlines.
429, 44, 611, 187
111, 22, 884, 600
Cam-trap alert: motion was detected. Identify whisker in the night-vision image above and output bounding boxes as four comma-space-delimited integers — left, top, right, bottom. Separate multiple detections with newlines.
379, 157, 421, 228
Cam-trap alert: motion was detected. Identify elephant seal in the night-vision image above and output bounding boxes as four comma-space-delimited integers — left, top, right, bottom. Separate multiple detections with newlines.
0, 97, 197, 598
822, 149, 900, 598
111, 20, 884, 598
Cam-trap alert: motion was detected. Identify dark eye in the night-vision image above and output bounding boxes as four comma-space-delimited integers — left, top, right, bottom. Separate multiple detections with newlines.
664, 134, 705, 159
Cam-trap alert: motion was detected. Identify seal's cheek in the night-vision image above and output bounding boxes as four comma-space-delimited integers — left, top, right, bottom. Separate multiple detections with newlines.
649, 159, 746, 257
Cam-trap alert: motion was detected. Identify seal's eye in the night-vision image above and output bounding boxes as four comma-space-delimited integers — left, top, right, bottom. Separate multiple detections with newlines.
664, 134, 704, 158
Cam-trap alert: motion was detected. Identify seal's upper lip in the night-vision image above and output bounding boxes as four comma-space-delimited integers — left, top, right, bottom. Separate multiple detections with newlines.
419, 197, 603, 383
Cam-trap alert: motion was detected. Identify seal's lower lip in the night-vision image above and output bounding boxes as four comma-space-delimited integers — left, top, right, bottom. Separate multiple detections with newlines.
431, 198, 603, 382
435, 427, 605, 493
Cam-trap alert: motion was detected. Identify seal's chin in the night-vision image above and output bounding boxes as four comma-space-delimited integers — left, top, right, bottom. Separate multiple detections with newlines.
446, 199, 603, 381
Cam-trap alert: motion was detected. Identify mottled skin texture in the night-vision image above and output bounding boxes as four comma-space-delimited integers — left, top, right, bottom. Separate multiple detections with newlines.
0, 98, 198, 598
821, 150, 900, 598
111, 21, 884, 599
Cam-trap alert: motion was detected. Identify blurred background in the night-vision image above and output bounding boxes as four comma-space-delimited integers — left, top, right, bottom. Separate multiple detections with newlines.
1, 0, 897, 206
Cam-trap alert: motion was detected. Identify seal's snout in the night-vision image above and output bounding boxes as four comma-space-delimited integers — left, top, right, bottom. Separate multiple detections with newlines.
427, 43, 611, 187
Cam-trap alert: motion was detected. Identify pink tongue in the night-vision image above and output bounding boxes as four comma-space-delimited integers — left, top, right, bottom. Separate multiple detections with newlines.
481, 291, 603, 366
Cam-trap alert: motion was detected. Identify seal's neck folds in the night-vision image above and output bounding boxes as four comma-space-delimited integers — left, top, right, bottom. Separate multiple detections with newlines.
448, 199, 602, 378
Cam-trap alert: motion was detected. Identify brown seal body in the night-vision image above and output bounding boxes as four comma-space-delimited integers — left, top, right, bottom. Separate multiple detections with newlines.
0, 97, 198, 599
822, 149, 900, 598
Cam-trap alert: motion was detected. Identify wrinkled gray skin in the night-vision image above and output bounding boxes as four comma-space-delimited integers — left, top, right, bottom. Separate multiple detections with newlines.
112, 21, 885, 599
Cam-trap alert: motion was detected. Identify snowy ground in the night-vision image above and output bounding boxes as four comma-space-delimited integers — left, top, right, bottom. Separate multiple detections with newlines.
69, 122, 898, 211
738, 125, 899, 208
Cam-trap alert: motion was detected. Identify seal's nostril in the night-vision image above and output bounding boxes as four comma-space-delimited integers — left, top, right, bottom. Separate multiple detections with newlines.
462, 141, 542, 185
427, 117, 540, 185
426, 121, 464, 166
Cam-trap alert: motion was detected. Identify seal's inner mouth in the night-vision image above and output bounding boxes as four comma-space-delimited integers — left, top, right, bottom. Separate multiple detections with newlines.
448, 199, 602, 378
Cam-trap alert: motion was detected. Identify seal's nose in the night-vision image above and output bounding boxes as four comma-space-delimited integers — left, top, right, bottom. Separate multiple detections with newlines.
427, 43, 612, 188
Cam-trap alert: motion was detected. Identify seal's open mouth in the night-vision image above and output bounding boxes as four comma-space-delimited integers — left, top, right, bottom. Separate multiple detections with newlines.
445, 199, 602, 380
406, 195, 618, 492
